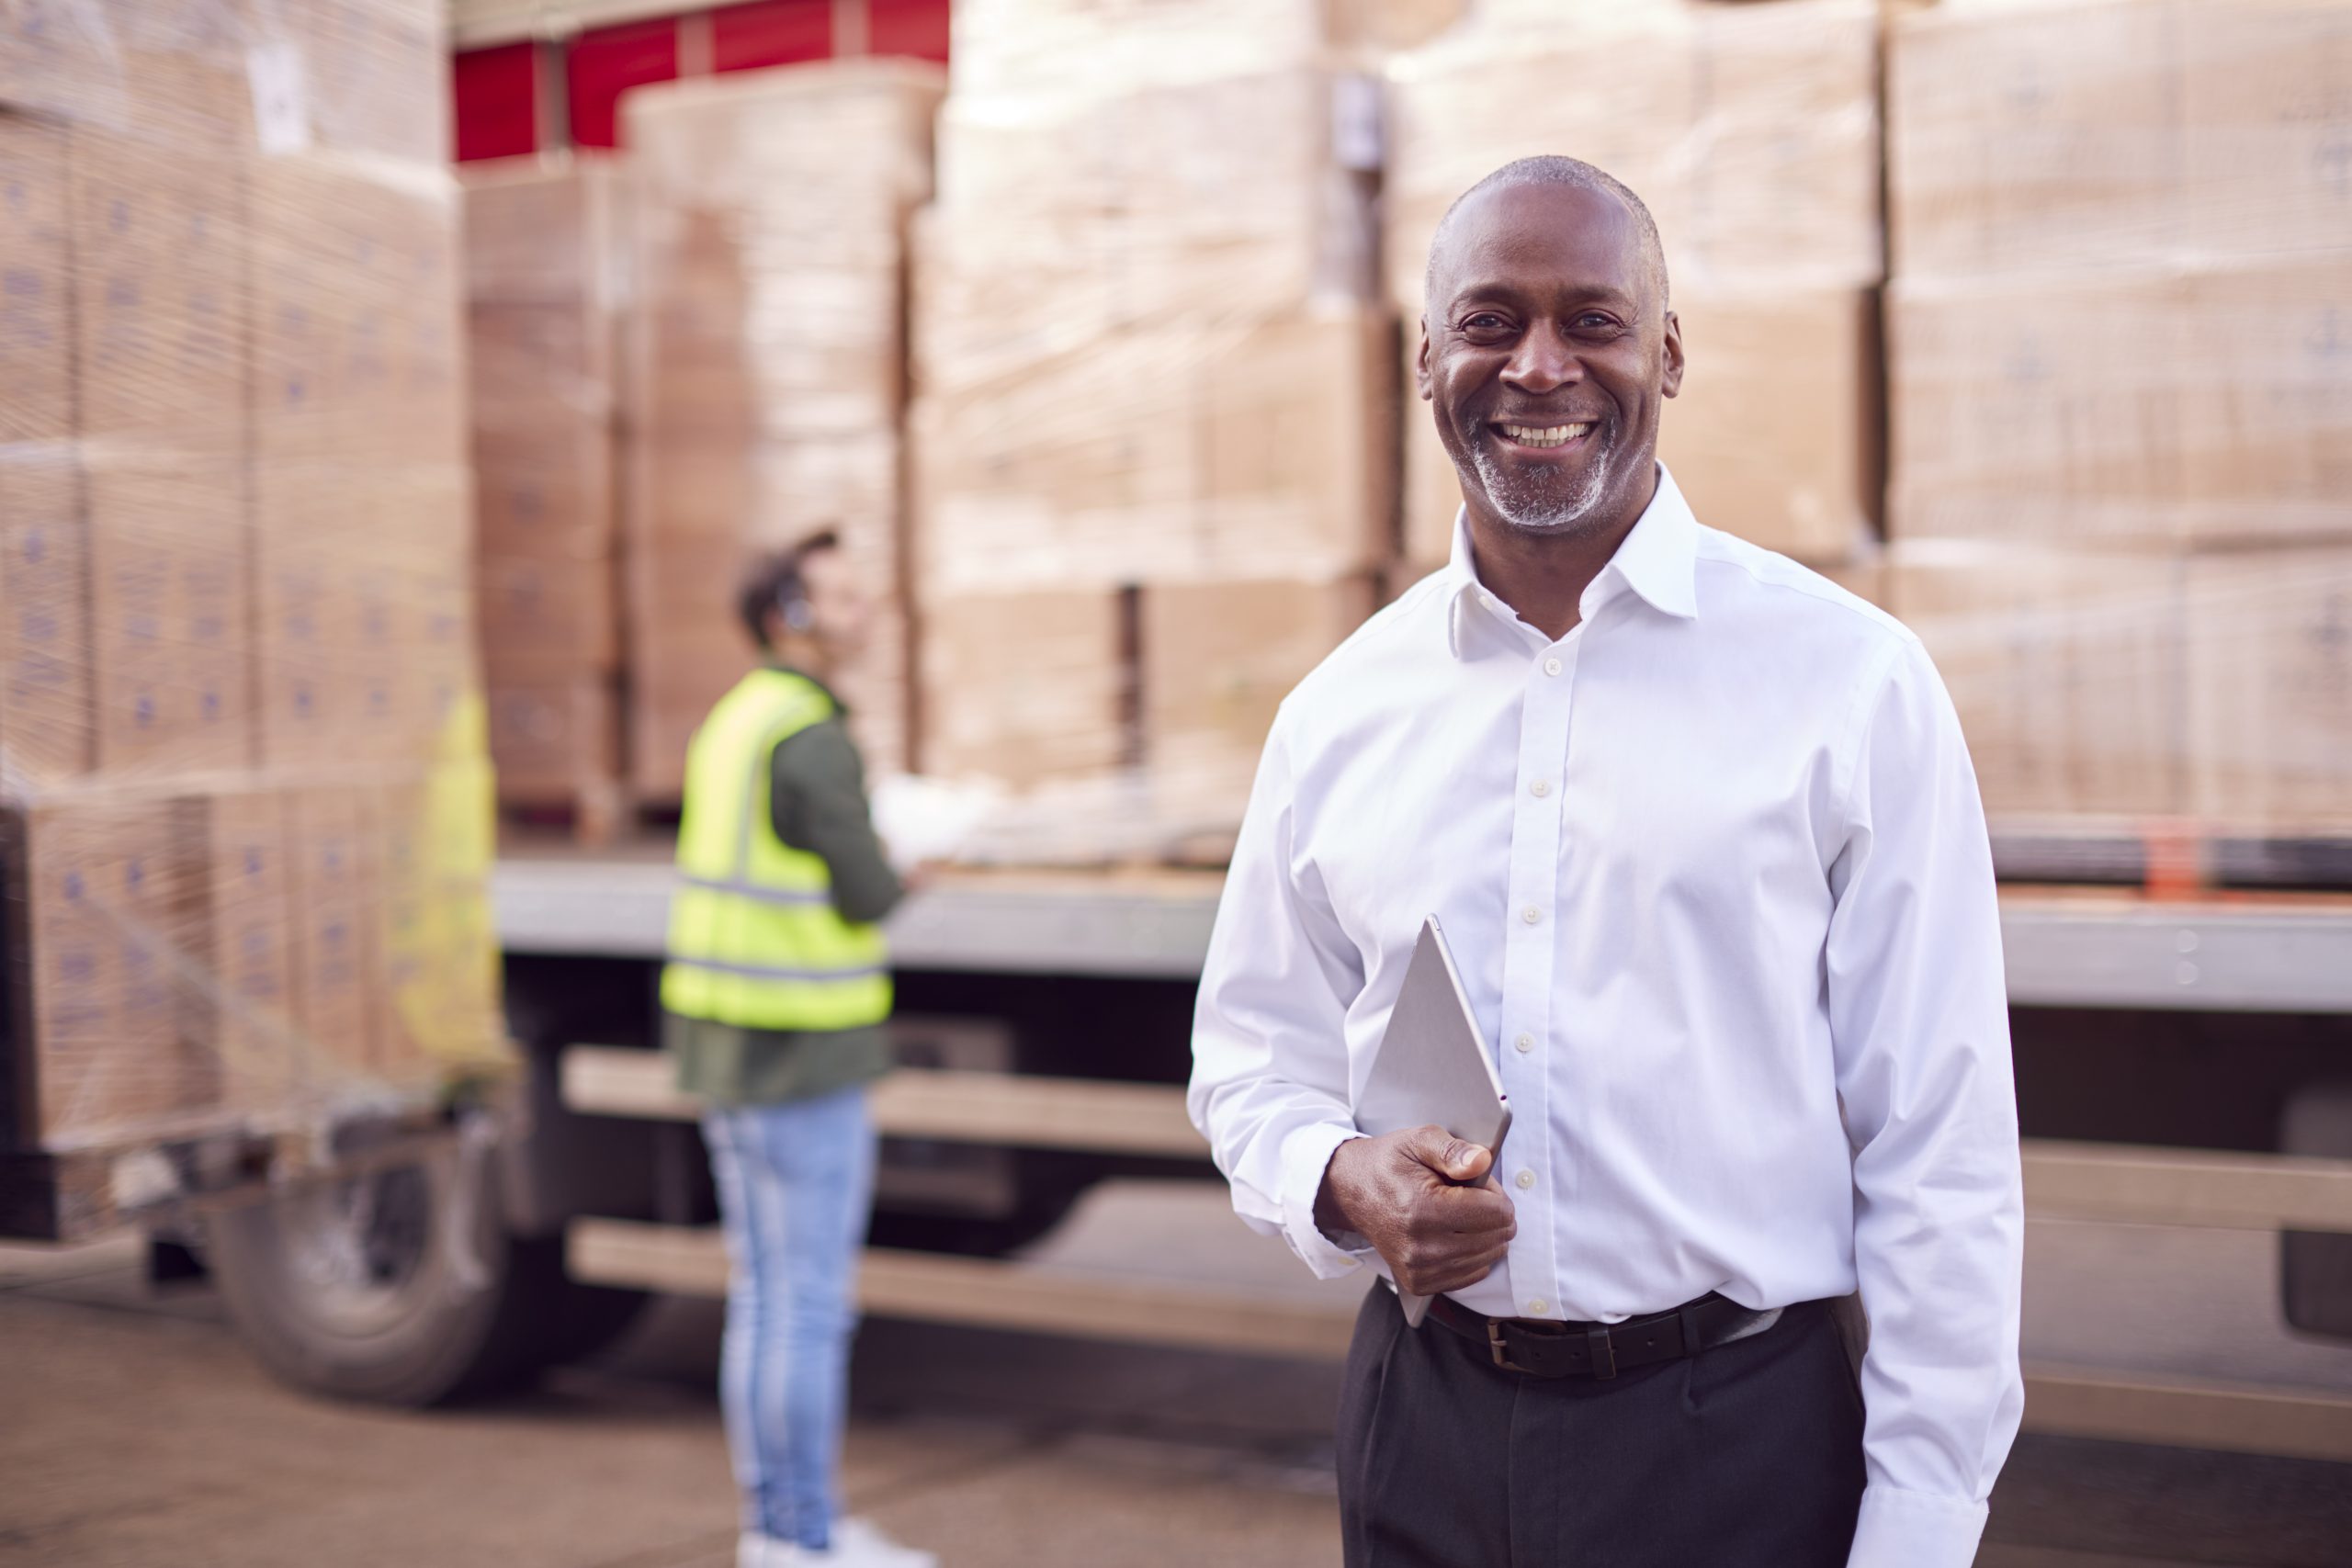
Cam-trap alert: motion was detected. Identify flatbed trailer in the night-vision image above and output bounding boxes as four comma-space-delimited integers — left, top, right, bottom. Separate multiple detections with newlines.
122, 840, 2352, 1457
486, 850, 2352, 1457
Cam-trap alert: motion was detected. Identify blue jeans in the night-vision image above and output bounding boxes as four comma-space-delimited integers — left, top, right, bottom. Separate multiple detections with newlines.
703, 1084, 877, 1551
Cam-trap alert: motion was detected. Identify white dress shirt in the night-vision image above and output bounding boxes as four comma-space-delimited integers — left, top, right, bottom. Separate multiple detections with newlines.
1188, 465, 2024, 1568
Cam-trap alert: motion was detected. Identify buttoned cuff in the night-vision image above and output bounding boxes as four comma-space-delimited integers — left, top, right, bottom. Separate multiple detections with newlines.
1279, 1122, 1374, 1280
1846, 1483, 1988, 1568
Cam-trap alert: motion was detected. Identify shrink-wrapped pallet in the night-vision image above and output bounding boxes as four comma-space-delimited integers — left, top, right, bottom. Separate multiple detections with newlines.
911, 1, 1396, 848
1385, 0, 1885, 570
624, 62, 944, 798
1883, 0, 2352, 841
0, 1, 506, 1235
463, 156, 631, 827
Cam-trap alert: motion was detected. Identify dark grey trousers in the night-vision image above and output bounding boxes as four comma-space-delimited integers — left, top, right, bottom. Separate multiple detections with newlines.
1336, 1286, 1866, 1568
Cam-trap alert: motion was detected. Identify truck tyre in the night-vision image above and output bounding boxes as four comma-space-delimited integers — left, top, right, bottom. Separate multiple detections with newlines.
205, 1122, 631, 1404
2281, 1081, 2352, 1340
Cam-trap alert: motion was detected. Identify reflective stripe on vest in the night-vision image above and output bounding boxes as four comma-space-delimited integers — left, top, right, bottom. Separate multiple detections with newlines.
660, 669, 892, 1032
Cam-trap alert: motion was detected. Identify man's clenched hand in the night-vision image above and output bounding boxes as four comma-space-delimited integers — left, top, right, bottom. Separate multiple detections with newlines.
1314, 1125, 1516, 1298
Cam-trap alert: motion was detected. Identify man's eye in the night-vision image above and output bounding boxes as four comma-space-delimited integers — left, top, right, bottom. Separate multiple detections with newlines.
1575, 313, 1620, 331
1460, 313, 1509, 332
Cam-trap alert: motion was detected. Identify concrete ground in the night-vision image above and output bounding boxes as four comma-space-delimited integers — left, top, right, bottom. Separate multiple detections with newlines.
6, 1189, 2352, 1568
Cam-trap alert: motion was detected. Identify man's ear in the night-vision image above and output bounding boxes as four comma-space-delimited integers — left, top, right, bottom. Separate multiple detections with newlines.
1659, 310, 1684, 400
1415, 319, 1434, 402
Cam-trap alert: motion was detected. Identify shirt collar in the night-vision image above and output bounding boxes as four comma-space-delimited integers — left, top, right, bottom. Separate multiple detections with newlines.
766, 659, 850, 715
1443, 461, 1702, 659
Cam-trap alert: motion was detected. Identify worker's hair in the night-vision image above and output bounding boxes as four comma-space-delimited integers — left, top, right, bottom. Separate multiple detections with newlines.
1425, 154, 1670, 312
737, 529, 841, 650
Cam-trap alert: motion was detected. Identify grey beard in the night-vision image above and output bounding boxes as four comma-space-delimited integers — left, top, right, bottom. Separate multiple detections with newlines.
1471, 435, 1613, 536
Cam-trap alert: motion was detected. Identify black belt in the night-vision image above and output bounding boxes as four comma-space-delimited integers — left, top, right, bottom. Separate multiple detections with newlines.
1423, 1291, 1775, 1380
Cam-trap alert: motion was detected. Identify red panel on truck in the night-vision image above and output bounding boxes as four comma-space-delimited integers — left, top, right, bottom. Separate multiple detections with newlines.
452, 42, 537, 163
869, 0, 953, 62
713, 0, 832, 72
568, 17, 681, 148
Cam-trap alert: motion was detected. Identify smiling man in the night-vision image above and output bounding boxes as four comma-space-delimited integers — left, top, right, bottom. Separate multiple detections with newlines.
1188, 158, 2024, 1567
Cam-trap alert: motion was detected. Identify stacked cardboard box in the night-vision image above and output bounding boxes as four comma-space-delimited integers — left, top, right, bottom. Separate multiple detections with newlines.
1884, 0, 2352, 829
622, 62, 944, 801
1384, 0, 1886, 575
0, 1, 505, 1202
911, 0, 1395, 847
464, 156, 630, 831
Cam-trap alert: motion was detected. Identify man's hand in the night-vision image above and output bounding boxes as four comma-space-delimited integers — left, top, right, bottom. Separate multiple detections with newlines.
1314, 1125, 1517, 1298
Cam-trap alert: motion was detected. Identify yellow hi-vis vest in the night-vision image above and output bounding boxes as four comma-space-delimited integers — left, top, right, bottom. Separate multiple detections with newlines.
660, 668, 892, 1032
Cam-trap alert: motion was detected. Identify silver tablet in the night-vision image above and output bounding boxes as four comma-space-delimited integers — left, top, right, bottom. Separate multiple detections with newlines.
1356, 915, 1513, 1326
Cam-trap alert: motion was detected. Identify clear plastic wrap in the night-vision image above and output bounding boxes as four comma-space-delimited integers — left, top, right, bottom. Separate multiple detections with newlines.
1385, 0, 1885, 570
463, 155, 629, 824
623, 61, 945, 798
1883, 0, 2352, 836
0, 1, 506, 1202
910, 1, 1398, 847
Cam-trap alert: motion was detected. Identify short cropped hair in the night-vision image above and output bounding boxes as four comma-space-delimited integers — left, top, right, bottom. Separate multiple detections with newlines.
1425, 154, 1670, 312
736, 529, 841, 650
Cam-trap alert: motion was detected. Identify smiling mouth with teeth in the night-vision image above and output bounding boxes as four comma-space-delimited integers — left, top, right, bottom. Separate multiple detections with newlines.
1495, 421, 1595, 450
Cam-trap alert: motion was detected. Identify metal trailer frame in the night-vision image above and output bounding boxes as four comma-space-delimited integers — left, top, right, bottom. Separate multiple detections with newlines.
497, 859, 2352, 1461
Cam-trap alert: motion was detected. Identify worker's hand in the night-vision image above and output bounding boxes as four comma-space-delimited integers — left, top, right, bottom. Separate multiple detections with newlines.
1314, 1125, 1516, 1298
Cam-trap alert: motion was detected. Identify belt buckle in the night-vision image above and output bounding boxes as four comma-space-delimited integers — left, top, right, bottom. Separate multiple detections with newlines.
1487, 1319, 1532, 1374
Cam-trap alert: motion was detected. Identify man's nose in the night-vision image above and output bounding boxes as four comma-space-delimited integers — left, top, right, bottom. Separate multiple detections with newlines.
1502, 320, 1579, 394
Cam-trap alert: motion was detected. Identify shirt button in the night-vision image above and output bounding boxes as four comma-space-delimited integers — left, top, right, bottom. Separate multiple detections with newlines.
1525, 1299, 1550, 1316
1514, 1032, 1534, 1054
1520, 904, 1541, 925
1529, 778, 1551, 797
1543, 656, 1563, 677
1515, 1169, 1535, 1190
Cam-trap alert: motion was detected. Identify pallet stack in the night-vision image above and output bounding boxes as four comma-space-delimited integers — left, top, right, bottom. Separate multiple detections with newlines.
0, 0, 504, 1231
1384, 0, 1887, 587
464, 155, 631, 840
909, 0, 1399, 857
622, 62, 944, 801
1883, 0, 2352, 833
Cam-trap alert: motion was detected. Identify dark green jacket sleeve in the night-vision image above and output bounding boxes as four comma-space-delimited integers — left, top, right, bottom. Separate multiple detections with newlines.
769, 718, 904, 925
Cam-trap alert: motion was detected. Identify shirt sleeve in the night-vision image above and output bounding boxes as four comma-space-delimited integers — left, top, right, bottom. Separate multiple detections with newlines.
771, 720, 904, 926
1826, 637, 2026, 1568
1187, 707, 1376, 1279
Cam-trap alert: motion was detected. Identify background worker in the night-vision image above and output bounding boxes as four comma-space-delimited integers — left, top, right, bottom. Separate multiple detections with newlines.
661, 532, 936, 1568
1190, 156, 2023, 1568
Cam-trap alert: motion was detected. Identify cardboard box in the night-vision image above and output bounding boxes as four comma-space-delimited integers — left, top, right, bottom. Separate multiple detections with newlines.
15, 791, 209, 1150
921, 310, 1394, 593
1888, 0, 2176, 279
919, 588, 1129, 786
1143, 576, 1376, 818
2186, 549, 2352, 830
487, 681, 622, 805
1385, 0, 1881, 317
2181, 0, 2352, 260
86, 456, 251, 777
1889, 262, 2352, 548
69, 132, 247, 455
287, 786, 378, 1077
1888, 544, 2184, 821
250, 154, 465, 469
0, 446, 92, 782
463, 155, 631, 307
479, 555, 621, 685
1889, 0, 2352, 279
0, 114, 74, 445
189, 784, 299, 1120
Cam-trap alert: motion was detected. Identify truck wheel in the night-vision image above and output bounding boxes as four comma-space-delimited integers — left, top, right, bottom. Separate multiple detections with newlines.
206, 1128, 578, 1405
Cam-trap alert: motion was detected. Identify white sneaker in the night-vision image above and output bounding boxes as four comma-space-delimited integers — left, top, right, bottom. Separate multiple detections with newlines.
831, 1517, 940, 1567
737, 1522, 938, 1568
